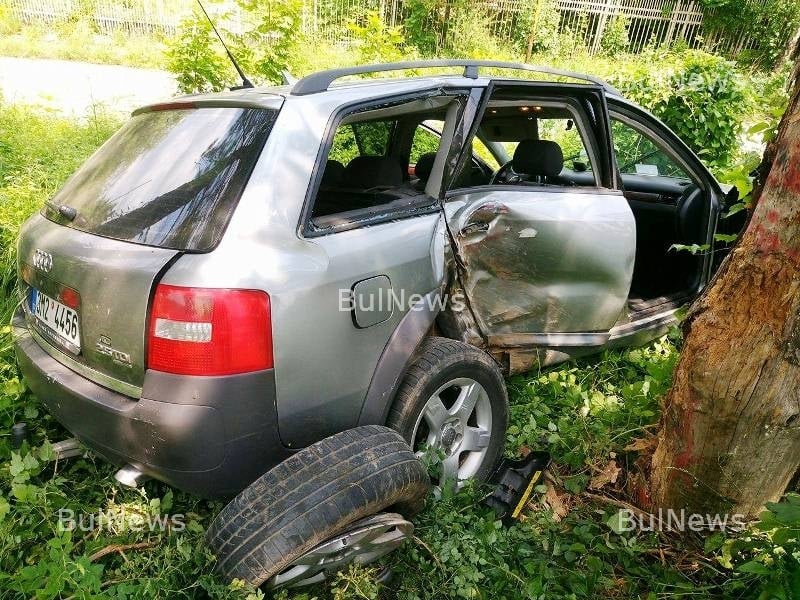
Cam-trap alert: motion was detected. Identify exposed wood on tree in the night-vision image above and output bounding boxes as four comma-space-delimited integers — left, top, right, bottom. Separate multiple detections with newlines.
646, 41, 800, 517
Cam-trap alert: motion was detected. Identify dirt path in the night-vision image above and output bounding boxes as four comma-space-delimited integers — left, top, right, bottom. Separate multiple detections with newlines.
0, 56, 176, 116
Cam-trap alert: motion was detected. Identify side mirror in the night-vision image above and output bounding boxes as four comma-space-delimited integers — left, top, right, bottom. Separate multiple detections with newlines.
573, 161, 587, 173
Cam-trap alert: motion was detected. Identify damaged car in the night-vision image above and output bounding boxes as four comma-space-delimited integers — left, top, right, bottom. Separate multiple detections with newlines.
13, 60, 742, 586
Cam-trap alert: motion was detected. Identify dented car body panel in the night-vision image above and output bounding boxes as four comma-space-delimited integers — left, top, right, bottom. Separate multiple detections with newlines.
443, 187, 636, 338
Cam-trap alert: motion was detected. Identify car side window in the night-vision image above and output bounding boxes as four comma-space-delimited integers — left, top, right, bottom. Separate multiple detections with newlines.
307, 98, 460, 234
611, 118, 690, 179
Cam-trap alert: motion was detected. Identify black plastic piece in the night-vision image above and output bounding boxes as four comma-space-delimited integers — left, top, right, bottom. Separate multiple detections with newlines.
484, 451, 551, 524
11, 422, 28, 449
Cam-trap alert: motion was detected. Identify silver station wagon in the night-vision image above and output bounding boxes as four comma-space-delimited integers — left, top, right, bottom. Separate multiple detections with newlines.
13, 60, 742, 497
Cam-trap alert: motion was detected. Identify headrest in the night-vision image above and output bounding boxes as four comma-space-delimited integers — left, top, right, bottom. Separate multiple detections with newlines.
320, 159, 345, 187
512, 140, 564, 178
342, 155, 404, 189
414, 153, 437, 183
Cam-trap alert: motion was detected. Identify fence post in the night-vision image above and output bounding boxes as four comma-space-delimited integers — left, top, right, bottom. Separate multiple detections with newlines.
591, 0, 610, 54
525, 0, 543, 62
664, 0, 683, 46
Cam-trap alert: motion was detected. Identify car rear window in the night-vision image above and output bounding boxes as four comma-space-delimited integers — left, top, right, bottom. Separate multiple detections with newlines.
44, 107, 278, 251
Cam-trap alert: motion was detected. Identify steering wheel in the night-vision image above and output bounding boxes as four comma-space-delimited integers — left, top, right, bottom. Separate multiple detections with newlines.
490, 160, 523, 185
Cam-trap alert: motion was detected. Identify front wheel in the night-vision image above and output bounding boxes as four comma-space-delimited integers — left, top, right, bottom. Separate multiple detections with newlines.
387, 337, 509, 489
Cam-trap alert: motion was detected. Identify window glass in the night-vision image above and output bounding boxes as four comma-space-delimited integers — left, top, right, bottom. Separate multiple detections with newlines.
611, 118, 690, 179
44, 107, 277, 251
473, 137, 500, 171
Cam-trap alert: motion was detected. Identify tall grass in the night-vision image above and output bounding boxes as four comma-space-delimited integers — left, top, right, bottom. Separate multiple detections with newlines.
0, 101, 120, 346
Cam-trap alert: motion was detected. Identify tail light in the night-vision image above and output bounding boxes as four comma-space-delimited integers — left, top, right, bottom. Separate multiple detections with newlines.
147, 285, 272, 376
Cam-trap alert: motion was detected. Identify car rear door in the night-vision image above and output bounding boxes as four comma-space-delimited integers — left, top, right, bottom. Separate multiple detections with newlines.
443, 82, 636, 347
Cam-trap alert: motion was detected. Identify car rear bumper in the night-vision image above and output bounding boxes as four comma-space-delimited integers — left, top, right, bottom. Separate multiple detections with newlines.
13, 310, 291, 498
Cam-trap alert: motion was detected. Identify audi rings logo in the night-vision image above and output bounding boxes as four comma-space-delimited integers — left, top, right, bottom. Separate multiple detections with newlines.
33, 249, 53, 273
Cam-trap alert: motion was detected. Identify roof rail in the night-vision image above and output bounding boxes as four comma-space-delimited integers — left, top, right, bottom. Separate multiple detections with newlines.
290, 59, 621, 96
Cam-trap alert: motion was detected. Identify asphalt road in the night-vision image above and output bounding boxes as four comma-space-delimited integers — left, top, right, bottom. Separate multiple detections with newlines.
0, 56, 176, 116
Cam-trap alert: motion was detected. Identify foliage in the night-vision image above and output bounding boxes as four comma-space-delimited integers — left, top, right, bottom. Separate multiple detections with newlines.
698, 0, 800, 68
234, 0, 305, 85
446, 3, 509, 60
166, 16, 235, 95
166, 0, 305, 94
513, 0, 562, 57
347, 11, 409, 65
404, 0, 441, 55
0, 10, 165, 69
716, 493, 800, 598
608, 48, 748, 171
601, 14, 629, 56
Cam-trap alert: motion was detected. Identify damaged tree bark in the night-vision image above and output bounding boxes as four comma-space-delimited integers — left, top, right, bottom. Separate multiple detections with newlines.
647, 45, 800, 518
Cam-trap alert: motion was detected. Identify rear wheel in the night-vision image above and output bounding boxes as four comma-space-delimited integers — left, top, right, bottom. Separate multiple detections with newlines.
387, 337, 508, 488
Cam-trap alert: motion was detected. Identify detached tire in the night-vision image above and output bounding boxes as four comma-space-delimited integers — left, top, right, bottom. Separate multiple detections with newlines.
206, 425, 429, 587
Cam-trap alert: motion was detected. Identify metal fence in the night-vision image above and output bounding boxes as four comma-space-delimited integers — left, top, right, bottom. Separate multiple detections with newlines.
4, 0, 775, 59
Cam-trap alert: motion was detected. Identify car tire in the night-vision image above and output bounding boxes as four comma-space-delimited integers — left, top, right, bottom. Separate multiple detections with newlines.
206, 425, 430, 588
387, 337, 508, 487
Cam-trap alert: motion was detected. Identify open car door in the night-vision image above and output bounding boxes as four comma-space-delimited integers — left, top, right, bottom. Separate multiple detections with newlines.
443, 82, 636, 348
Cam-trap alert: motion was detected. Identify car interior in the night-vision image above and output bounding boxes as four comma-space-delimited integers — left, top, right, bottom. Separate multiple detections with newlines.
311, 95, 712, 321
607, 114, 710, 313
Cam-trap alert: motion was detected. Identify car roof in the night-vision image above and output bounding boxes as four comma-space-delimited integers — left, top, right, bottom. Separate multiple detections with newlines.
136, 60, 626, 114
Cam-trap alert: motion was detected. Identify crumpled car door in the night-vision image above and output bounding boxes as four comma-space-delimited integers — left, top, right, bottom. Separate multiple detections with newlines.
444, 187, 635, 345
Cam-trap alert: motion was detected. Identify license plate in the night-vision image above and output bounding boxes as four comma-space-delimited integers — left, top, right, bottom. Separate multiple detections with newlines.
30, 288, 81, 351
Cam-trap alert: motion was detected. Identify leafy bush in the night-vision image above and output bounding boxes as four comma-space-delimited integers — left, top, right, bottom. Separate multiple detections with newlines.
716, 493, 800, 598
166, 16, 235, 94
166, 0, 304, 94
600, 14, 629, 56
347, 10, 409, 64
234, 0, 304, 84
513, 0, 562, 57
699, 0, 800, 68
608, 49, 748, 170
404, 0, 440, 55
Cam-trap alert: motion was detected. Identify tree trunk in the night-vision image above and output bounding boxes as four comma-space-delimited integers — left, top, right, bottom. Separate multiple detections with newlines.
647, 47, 800, 518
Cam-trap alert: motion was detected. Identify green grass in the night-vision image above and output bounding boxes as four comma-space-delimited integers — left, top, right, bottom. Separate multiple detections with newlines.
0, 101, 789, 600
